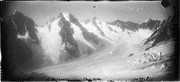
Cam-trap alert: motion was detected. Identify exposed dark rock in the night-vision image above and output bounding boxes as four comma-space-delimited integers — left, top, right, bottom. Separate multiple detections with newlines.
143, 15, 177, 49
109, 20, 139, 31
92, 17, 105, 36
109, 19, 161, 31
68, 14, 106, 47
2, 11, 43, 80
140, 18, 161, 30
59, 14, 79, 58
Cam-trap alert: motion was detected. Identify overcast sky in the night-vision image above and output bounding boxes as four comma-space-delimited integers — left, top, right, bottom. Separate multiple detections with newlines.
5, 1, 172, 26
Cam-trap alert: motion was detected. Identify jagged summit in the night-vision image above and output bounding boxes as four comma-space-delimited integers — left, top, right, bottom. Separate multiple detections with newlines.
143, 16, 175, 49
11, 10, 29, 19
43, 12, 71, 27
92, 17, 97, 20
47, 12, 79, 24
82, 17, 98, 24
145, 18, 153, 23
4, 10, 27, 21
110, 20, 124, 25
2, 10, 175, 80
3, 10, 39, 44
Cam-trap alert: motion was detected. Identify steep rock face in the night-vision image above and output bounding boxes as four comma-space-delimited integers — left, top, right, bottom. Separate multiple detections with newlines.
37, 13, 106, 64
2, 11, 44, 79
5, 11, 39, 43
140, 18, 161, 30
92, 17, 105, 36
58, 13, 80, 60
143, 15, 177, 49
68, 14, 107, 48
66, 14, 95, 49
81, 17, 114, 42
37, 13, 80, 64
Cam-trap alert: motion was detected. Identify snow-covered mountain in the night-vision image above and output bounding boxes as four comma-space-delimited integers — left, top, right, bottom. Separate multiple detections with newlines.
109, 18, 161, 31
81, 17, 157, 44
143, 15, 177, 50
2, 11, 45, 78
2, 11, 110, 79
37, 13, 108, 64
2, 11, 168, 79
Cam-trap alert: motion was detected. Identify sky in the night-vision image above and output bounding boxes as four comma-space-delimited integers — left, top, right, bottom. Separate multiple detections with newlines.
4, 1, 172, 26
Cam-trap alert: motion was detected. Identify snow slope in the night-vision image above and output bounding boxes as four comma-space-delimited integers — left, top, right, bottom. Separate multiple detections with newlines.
3, 11, 175, 81
37, 18, 64, 64
36, 13, 109, 64
81, 17, 154, 45
32, 14, 175, 81
33, 39, 174, 80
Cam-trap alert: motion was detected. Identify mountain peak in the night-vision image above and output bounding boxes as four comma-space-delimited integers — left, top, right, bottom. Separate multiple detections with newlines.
62, 12, 70, 21
46, 12, 71, 25
82, 19, 91, 24
110, 20, 124, 25
12, 10, 25, 18
58, 12, 77, 22
92, 17, 97, 20
114, 20, 124, 23
145, 18, 153, 23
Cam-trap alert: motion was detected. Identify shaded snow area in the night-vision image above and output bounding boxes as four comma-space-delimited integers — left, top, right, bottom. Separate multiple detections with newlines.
70, 22, 95, 49
37, 18, 64, 64
33, 39, 175, 81
30, 13, 176, 81
81, 18, 153, 45
3, 9, 177, 81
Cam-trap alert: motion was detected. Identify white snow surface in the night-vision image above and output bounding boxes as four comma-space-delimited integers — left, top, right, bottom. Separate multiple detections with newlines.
35, 15, 155, 65
62, 12, 70, 21
36, 13, 96, 64
81, 18, 153, 44
37, 18, 64, 64
33, 39, 173, 80
81, 21, 104, 39
31, 14, 172, 80
70, 23, 95, 49
62, 12, 95, 49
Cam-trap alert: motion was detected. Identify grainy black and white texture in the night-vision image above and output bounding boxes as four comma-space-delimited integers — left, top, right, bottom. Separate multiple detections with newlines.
1, 0, 179, 81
